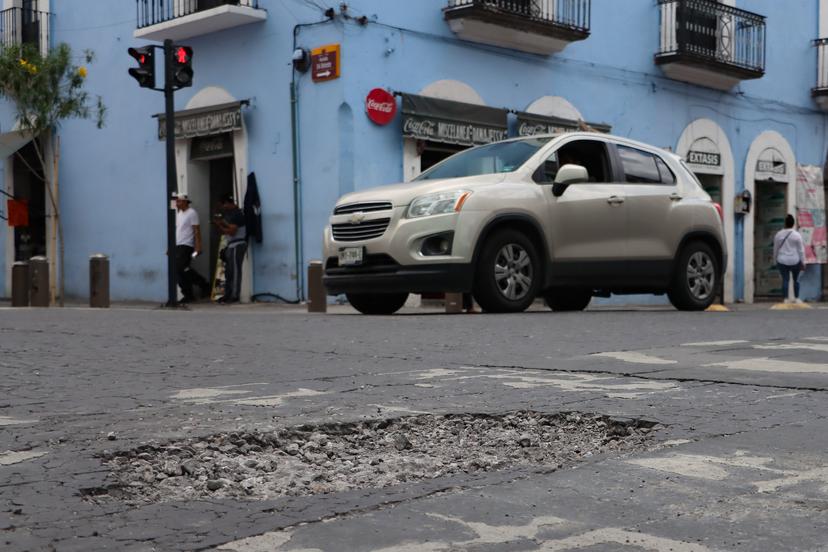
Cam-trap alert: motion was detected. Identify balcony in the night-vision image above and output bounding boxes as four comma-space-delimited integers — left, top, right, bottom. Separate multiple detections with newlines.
443, 0, 590, 55
813, 38, 828, 110
134, 0, 267, 41
656, 0, 765, 91
0, 7, 50, 55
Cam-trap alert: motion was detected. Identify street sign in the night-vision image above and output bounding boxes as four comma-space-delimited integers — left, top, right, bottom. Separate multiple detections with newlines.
311, 44, 341, 83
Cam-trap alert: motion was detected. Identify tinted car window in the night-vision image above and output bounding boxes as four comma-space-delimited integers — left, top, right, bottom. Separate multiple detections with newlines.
655, 156, 676, 184
415, 138, 551, 181
618, 145, 661, 184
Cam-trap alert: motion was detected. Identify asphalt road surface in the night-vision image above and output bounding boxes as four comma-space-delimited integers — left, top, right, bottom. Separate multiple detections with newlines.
2, 302, 828, 551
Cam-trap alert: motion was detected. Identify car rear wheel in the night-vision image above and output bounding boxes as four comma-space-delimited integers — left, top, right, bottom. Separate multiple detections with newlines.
473, 229, 541, 313
544, 288, 592, 311
346, 292, 409, 315
668, 241, 719, 311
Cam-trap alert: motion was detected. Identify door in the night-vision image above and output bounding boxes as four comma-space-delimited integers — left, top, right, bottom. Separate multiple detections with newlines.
619, 145, 683, 259
538, 139, 627, 284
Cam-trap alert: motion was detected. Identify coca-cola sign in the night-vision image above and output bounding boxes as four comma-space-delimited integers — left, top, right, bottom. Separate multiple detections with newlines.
366, 88, 397, 126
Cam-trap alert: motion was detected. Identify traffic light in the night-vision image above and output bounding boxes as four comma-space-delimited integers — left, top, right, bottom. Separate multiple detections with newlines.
172, 46, 193, 89
127, 46, 155, 89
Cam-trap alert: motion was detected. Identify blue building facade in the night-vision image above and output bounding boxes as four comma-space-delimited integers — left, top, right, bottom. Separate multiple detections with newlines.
1, 0, 827, 304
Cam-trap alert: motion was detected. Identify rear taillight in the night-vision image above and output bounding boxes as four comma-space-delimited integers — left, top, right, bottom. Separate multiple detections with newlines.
713, 202, 723, 221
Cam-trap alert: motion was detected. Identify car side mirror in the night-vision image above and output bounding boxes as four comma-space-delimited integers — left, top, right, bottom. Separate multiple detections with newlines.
552, 164, 589, 197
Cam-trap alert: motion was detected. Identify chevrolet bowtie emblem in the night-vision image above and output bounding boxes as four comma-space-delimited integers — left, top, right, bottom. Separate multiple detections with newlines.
349, 212, 366, 224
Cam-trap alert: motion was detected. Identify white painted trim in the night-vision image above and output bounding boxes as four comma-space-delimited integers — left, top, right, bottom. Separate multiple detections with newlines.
417, 80, 485, 105
676, 118, 735, 303
178, 86, 252, 302
3, 157, 11, 298
524, 96, 584, 121
821, 0, 828, 36
743, 131, 797, 303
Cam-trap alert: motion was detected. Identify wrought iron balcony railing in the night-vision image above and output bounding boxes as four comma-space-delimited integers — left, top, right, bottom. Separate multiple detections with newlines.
137, 0, 259, 29
446, 0, 590, 33
657, 0, 765, 76
0, 7, 50, 54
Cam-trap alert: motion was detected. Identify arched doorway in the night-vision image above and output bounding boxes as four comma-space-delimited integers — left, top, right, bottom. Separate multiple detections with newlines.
743, 131, 796, 303
676, 118, 735, 302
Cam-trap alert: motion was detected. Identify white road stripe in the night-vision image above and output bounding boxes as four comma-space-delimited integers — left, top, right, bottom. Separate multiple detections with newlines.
681, 340, 749, 347
754, 342, 828, 352
704, 357, 828, 374
591, 351, 677, 365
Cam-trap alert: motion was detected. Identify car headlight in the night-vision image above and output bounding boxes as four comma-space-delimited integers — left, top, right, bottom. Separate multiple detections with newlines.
407, 190, 472, 218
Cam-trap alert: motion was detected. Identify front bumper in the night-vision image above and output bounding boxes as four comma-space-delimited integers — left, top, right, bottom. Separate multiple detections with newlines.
323, 256, 473, 295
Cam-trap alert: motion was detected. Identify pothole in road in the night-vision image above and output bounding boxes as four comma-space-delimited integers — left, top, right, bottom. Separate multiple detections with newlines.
88, 411, 658, 505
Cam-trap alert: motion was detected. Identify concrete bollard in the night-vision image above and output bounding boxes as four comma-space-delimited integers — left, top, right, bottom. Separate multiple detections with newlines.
29, 256, 49, 307
307, 260, 327, 313
445, 292, 463, 314
89, 254, 110, 308
12, 262, 29, 307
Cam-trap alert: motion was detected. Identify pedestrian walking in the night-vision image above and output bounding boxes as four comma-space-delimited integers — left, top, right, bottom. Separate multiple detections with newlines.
214, 193, 247, 304
175, 193, 210, 304
773, 214, 806, 304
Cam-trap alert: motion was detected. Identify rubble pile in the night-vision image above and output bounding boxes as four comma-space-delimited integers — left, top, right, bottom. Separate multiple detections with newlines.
96, 411, 656, 504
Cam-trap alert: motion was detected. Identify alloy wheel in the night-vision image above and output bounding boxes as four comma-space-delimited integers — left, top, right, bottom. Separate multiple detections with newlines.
686, 251, 715, 301
494, 243, 534, 301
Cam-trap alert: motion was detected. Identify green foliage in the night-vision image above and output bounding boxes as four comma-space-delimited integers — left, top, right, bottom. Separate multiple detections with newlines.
0, 42, 106, 134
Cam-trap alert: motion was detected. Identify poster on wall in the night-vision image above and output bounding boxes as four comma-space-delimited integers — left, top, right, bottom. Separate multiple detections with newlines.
795, 165, 827, 264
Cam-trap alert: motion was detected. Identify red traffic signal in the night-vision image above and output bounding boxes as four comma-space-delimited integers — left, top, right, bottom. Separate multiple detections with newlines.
127, 46, 155, 89
172, 45, 193, 89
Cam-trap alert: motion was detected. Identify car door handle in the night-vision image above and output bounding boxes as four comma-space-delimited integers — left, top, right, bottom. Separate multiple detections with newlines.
669, 193, 683, 201
607, 196, 625, 205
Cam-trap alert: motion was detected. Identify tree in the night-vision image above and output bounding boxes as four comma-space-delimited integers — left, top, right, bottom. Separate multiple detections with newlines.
0, 42, 105, 305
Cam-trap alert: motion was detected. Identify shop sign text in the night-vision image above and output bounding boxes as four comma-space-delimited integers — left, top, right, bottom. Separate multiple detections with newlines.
757, 160, 786, 175
403, 116, 506, 145
158, 106, 242, 140
687, 150, 721, 167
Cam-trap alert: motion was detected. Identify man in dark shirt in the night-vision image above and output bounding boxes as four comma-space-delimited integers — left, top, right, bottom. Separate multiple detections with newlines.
214, 194, 247, 303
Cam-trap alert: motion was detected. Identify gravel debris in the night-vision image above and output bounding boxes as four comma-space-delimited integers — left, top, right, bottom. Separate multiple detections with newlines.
93, 411, 656, 505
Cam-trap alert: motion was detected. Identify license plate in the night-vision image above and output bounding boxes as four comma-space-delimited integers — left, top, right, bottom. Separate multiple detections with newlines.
338, 247, 364, 266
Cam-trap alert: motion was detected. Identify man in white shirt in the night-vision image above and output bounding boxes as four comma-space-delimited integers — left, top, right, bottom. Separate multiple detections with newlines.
175, 193, 210, 303
773, 214, 807, 303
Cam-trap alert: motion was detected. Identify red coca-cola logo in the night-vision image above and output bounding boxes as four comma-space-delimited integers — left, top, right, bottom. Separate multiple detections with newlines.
365, 88, 397, 126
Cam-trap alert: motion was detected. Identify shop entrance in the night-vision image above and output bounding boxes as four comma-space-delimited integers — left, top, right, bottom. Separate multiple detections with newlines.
697, 174, 722, 206
188, 153, 235, 291
753, 179, 788, 299
419, 140, 467, 172
418, 140, 468, 303
12, 142, 46, 262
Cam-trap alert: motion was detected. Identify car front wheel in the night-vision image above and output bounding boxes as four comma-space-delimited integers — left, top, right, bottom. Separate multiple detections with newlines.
473, 229, 542, 313
346, 292, 409, 315
668, 241, 719, 311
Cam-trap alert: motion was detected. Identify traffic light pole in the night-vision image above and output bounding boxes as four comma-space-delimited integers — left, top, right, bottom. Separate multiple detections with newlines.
163, 39, 178, 308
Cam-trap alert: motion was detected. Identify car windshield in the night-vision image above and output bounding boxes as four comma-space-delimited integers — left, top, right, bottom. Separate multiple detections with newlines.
415, 138, 552, 181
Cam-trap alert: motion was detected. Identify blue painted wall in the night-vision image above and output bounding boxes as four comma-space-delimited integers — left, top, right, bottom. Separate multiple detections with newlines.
1, 0, 826, 302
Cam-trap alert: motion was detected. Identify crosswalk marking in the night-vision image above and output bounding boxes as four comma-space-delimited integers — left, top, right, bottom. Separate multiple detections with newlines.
704, 357, 828, 374
591, 351, 677, 365
681, 340, 748, 347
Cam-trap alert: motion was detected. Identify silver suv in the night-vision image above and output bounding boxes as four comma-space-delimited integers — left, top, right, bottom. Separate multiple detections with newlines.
323, 133, 726, 314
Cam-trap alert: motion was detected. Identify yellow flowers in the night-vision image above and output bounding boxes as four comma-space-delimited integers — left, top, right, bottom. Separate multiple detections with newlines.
18, 58, 38, 75
78, 66, 87, 79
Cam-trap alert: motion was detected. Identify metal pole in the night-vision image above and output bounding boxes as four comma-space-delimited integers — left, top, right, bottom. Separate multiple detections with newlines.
164, 39, 178, 307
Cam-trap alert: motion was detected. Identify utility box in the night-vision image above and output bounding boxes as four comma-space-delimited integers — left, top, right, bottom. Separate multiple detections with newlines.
89, 254, 110, 308
29, 256, 49, 307
307, 260, 327, 313
12, 261, 29, 307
